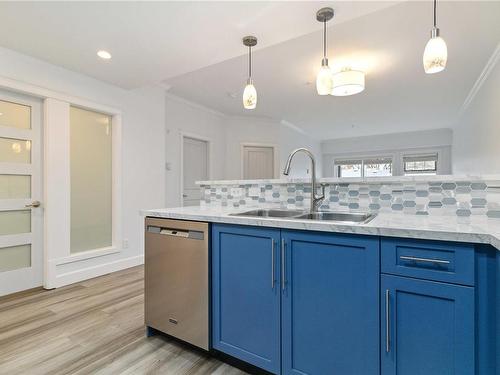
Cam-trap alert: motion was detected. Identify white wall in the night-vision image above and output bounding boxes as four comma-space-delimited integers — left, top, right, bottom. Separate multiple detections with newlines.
0, 46, 165, 287
224, 117, 322, 180
165, 94, 227, 207
321, 129, 453, 176
453, 53, 500, 174
164, 95, 322, 206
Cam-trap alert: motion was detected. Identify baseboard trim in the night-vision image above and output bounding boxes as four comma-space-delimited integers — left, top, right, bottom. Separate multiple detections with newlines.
48, 255, 144, 288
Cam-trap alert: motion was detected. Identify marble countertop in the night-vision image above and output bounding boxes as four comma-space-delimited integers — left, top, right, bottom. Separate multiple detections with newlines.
141, 206, 500, 251
196, 174, 500, 186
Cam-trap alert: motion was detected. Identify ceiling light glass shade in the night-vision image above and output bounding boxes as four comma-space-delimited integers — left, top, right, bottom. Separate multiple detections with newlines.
423, 34, 447, 74
243, 80, 257, 110
331, 69, 365, 96
316, 64, 334, 95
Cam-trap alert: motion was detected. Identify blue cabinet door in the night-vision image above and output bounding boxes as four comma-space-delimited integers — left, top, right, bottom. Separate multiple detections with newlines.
212, 224, 281, 374
381, 274, 474, 375
281, 230, 380, 375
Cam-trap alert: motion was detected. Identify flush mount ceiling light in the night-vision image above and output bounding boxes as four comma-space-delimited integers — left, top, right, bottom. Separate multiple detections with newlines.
331, 68, 365, 96
242, 36, 258, 110
316, 7, 334, 96
97, 50, 112, 60
423, 0, 447, 74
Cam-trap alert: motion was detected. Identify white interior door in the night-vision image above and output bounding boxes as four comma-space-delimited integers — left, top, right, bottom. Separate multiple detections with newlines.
0, 90, 43, 296
182, 136, 208, 206
243, 145, 275, 179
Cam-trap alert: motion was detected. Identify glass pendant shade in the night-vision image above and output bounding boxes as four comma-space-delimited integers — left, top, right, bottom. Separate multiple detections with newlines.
423, 32, 448, 74
316, 64, 334, 95
331, 69, 365, 96
243, 80, 257, 109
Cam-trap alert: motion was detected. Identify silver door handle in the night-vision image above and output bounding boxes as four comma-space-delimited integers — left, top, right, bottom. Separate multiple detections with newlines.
385, 289, 390, 353
271, 239, 275, 289
281, 239, 286, 291
399, 255, 450, 265
25, 200, 41, 208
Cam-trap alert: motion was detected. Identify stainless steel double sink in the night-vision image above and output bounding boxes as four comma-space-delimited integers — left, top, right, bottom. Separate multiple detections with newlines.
230, 209, 376, 224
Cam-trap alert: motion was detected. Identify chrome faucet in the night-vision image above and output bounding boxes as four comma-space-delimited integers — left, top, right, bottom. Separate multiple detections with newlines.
283, 148, 325, 213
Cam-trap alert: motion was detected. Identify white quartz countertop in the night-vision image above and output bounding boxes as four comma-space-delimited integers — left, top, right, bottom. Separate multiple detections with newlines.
141, 206, 500, 251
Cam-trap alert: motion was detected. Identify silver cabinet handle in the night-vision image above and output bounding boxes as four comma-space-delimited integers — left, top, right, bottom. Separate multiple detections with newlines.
385, 289, 390, 353
399, 255, 450, 265
271, 239, 275, 289
281, 239, 286, 291
25, 200, 41, 208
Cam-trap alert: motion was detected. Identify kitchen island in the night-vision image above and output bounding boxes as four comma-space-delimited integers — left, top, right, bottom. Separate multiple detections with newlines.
142, 205, 500, 375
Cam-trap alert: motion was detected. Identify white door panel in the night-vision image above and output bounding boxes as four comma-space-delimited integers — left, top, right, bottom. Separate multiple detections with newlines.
183, 137, 208, 206
0, 90, 43, 296
243, 146, 274, 179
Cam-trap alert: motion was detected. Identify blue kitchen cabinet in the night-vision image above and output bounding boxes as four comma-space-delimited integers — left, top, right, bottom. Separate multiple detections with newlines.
381, 274, 474, 375
212, 224, 281, 374
281, 230, 380, 375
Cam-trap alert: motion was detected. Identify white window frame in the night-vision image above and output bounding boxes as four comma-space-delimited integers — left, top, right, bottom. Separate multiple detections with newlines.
334, 154, 394, 178
402, 153, 439, 175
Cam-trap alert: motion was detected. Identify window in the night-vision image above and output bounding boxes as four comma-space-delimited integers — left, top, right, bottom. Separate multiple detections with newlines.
335, 157, 393, 178
363, 157, 393, 177
336, 159, 362, 178
70, 106, 112, 253
403, 154, 438, 176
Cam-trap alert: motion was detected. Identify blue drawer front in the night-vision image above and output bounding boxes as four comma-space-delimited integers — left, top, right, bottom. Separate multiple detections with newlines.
381, 238, 475, 286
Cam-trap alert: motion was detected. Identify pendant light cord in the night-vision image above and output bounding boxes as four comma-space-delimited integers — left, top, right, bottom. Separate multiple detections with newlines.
248, 46, 252, 79
433, 0, 437, 27
323, 20, 327, 58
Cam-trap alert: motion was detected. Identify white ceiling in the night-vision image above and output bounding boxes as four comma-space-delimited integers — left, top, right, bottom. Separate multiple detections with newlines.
0, 1, 399, 89
165, 1, 500, 139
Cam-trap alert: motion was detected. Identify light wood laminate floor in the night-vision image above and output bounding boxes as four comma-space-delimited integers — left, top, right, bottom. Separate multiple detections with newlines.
0, 266, 247, 375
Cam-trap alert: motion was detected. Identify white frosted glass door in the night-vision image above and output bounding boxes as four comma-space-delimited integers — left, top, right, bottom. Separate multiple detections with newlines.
0, 90, 43, 297
70, 107, 112, 253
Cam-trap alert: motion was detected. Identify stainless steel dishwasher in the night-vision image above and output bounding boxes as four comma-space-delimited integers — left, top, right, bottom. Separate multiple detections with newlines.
145, 217, 209, 350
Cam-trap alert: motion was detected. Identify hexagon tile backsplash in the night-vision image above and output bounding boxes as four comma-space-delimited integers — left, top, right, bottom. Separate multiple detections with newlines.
200, 179, 500, 217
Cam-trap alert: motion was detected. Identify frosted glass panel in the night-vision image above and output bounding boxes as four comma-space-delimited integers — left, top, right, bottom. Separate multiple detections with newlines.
0, 175, 31, 199
0, 137, 31, 163
70, 107, 112, 253
0, 244, 31, 272
0, 100, 31, 129
0, 210, 31, 235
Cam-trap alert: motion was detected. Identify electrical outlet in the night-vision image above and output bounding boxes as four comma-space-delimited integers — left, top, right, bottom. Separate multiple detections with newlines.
123, 239, 129, 249
248, 187, 260, 197
231, 188, 243, 196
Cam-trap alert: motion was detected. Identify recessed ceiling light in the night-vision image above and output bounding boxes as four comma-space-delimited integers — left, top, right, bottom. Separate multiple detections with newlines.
0, 112, 3, 116
97, 50, 112, 60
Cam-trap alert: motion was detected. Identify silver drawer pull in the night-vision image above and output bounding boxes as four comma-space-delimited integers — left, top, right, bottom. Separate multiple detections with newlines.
399, 255, 450, 265
271, 239, 276, 289
385, 289, 390, 353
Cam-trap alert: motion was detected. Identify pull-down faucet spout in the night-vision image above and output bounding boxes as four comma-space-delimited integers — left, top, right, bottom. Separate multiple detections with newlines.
283, 148, 325, 213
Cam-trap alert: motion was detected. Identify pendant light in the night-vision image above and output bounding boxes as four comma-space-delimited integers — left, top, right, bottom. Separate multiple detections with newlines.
423, 0, 447, 74
242, 36, 257, 110
316, 7, 334, 95
331, 68, 365, 96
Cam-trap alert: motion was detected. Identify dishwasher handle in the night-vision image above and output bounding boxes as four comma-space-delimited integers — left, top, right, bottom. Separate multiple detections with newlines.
147, 226, 204, 240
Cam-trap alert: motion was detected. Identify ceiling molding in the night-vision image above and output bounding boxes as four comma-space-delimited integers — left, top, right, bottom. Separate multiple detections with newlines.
280, 119, 308, 136
458, 42, 500, 118
165, 92, 227, 118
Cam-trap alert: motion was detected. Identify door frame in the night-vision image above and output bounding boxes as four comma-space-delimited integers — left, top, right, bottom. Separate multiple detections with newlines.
0, 75, 123, 290
179, 131, 211, 206
240, 142, 280, 180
